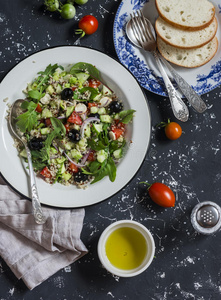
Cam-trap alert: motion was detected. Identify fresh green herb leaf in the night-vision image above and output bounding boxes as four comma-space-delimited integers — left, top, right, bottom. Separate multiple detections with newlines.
90, 157, 116, 184
32, 160, 47, 171
28, 89, 45, 101
91, 167, 108, 184
43, 128, 61, 154
79, 87, 100, 100
109, 139, 125, 154
106, 157, 117, 182
20, 101, 30, 110
50, 117, 66, 136
88, 161, 102, 173
119, 109, 136, 124
16, 101, 38, 132
70, 62, 101, 80
31, 127, 61, 166
88, 138, 107, 151
35, 64, 59, 89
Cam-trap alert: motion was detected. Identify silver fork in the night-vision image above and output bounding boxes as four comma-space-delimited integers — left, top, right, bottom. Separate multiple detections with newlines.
139, 13, 207, 113
130, 11, 189, 122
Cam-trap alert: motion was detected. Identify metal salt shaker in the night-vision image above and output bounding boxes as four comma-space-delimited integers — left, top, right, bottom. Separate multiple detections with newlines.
191, 201, 221, 235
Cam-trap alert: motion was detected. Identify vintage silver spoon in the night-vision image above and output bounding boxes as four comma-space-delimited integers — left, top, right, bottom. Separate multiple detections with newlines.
126, 13, 207, 114
9, 99, 46, 225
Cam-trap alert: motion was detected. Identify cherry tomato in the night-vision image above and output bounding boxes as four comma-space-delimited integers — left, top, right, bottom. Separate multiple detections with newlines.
111, 127, 124, 139
69, 163, 79, 173
148, 183, 175, 207
64, 123, 70, 133
67, 111, 82, 125
165, 121, 182, 140
35, 103, 42, 113
87, 150, 96, 161
40, 166, 52, 179
60, 3, 76, 19
111, 120, 125, 139
88, 102, 98, 109
88, 79, 101, 88
77, 15, 98, 37
115, 120, 125, 129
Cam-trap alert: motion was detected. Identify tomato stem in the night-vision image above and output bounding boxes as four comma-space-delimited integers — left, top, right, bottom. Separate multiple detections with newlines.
75, 29, 85, 38
140, 182, 151, 190
156, 118, 171, 128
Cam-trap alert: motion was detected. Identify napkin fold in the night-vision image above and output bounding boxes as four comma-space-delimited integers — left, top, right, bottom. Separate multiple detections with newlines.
0, 176, 88, 290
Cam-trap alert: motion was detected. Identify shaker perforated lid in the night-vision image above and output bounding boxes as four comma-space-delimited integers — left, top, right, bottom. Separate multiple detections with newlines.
191, 201, 221, 235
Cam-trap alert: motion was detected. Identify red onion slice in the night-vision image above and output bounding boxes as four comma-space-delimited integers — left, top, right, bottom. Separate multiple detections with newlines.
75, 103, 87, 114
53, 142, 88, 168
66, 101, 75, 106
64, 152, 86, 168
81, 149, 92, 165
80, 117, 100, 138
57, 116, 66, 119
81, 112, 87, 121
98, 96, 112, 108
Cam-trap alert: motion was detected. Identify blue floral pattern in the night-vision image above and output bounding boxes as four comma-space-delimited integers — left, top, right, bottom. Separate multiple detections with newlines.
113, 0, 221, 96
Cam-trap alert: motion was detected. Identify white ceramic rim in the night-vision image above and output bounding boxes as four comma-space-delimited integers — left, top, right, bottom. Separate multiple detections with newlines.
0, 46, 151, 208
97, 220, 155, 277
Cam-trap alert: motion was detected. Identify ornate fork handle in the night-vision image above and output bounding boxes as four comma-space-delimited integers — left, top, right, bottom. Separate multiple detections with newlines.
159, 55, 207, 113
152, 51, 189, 122
25, 145, 46, 225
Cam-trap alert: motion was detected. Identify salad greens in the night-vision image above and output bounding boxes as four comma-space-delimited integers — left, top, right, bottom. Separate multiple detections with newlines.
16, 101, 38, 132
15, 62, 135, 187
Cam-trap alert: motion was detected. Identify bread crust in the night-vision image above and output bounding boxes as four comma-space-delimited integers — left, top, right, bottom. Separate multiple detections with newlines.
155, 0, 215, 31
155, 17, 218, 49
157, 37, 218, 68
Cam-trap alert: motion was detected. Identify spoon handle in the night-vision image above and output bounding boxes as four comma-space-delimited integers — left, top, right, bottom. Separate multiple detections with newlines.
159, 54, 207, 113
153, 51, 189, 122
25, 145, 46, 225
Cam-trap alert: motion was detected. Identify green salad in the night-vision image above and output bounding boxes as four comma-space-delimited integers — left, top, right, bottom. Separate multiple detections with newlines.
16, 62, 135, 188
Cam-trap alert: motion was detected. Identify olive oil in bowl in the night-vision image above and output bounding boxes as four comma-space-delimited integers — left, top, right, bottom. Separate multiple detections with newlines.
105, 227, 147, 270
98, 220, 155, 277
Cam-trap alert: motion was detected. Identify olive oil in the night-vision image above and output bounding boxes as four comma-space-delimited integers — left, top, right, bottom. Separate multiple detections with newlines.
105, 227, 147, 270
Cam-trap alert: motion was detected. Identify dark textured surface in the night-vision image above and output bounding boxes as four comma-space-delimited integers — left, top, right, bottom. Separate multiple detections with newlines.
1, 0, 221, 299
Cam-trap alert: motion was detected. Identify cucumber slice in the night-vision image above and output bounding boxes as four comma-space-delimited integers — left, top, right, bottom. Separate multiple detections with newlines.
75, 72, 90, 84
102, 85, 112, 96
100, 114, 112, 123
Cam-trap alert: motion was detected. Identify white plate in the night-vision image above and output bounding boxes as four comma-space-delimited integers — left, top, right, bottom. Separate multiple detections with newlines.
113, 0, 221, 97
0, 46, 151, 208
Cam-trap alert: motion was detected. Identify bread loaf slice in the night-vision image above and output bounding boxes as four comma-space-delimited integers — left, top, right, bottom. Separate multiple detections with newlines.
155, 0, 215, 30
155, 17, 217, 49
157, 36, 218, 68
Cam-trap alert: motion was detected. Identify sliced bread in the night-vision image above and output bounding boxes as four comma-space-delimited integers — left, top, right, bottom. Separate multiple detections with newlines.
155, 0, 215, 30
155, 17, 217, 49
157, 36, 218, 68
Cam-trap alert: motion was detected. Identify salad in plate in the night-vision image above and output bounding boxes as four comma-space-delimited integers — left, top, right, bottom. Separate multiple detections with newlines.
14, 62, 135, 188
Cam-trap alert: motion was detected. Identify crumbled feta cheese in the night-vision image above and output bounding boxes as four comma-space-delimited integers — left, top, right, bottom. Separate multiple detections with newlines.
109, 131, 116, 140
40, 93, 51, 104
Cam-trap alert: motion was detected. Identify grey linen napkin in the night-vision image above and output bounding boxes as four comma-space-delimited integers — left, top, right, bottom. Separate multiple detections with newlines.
0, 177, 88, 290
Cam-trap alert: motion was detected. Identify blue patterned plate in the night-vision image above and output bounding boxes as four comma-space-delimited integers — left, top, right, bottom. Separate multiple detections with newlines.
113, 0, 221, 96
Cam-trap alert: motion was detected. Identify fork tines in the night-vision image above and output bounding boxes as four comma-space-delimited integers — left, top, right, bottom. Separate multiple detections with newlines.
130, 10, 155, 45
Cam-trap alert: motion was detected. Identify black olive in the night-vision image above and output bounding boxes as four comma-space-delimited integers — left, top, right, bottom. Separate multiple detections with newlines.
108, 101, 123, 113
74, 171, 89, 183
68, 129, 81, 142
88, 113, 100, 119
61, 88, 73, 100
28, 137, 44, 150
